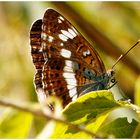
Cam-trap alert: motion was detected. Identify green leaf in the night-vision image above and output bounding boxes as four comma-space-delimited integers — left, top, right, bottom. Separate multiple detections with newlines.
132, 123, 140, 138
51, 90, 120, 138
98, 117, 139, 138
0, 108, 33, 138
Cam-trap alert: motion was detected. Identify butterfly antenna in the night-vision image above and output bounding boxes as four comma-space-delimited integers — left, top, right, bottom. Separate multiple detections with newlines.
112, 39, 140, 69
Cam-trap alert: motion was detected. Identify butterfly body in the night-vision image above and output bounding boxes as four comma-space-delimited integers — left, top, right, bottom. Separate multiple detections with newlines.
30, 8, 114, 107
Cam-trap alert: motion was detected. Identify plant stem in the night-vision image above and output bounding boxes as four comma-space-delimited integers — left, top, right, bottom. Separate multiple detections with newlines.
0, 97, 103, 138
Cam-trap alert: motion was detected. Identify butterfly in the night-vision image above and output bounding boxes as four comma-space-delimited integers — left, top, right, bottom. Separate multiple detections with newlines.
30, 8, 116, 108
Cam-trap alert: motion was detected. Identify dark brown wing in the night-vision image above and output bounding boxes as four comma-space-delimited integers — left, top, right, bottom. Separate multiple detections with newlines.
30, 9, 106, 107
30, 20, 45, 90
42, 9, 105, 74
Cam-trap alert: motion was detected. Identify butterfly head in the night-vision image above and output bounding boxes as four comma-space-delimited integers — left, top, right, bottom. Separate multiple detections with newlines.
106, 69, 116, 89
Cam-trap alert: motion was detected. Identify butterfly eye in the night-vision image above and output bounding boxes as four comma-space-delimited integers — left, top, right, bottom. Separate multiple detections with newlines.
111, 78, 116, 83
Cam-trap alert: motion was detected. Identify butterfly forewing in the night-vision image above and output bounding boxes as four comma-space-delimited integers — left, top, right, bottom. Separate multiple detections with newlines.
42, 9, 105, 74
30, 9, 107, 107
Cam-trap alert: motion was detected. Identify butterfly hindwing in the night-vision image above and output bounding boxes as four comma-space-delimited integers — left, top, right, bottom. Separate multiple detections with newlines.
30, 19, 45, 90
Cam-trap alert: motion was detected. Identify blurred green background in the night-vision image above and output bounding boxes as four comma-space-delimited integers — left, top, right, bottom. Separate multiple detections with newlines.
0, 2, 140, 138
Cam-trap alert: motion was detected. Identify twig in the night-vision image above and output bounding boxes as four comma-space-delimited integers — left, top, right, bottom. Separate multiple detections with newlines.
0, 98, 44, 118
0, 98, 103, 138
